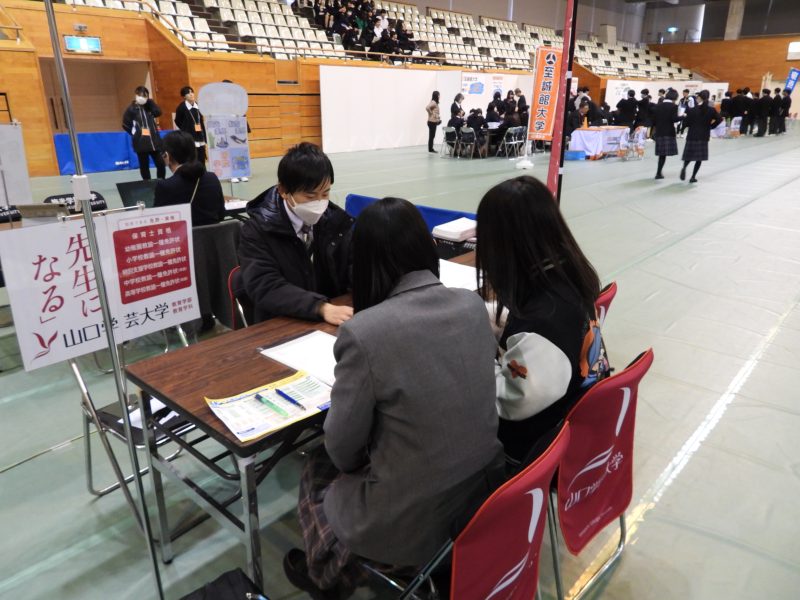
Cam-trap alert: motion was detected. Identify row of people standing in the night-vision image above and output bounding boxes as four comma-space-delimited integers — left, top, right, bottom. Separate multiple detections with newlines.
724, 87, 792, 137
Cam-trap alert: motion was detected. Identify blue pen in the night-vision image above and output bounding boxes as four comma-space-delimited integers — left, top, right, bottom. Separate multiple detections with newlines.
275, 388, 306, 411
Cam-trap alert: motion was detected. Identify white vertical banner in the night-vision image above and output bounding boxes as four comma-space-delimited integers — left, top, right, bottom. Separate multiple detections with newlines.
0, 205, 200, 371
0, 123, 33, 207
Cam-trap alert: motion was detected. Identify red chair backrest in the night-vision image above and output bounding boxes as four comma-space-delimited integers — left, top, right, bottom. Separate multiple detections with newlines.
450, 424, 570, 600
595, 281, 617, 327
228, 265, 242, 330
557, 349, 654, 555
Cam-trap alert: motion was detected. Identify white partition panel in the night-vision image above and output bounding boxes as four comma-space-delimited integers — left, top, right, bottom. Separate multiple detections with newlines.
320, 66, 439, 153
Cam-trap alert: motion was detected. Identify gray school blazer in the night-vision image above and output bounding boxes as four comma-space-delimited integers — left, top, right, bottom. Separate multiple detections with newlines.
323, 269, 505, 567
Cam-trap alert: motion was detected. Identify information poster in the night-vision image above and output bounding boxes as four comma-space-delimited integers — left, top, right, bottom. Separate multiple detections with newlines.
529, 47, 562, 141
206, 114, 251, 181
0, 205, 200, 371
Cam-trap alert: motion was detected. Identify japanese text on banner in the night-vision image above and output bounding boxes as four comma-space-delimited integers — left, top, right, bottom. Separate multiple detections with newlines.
528, 48, 563, 141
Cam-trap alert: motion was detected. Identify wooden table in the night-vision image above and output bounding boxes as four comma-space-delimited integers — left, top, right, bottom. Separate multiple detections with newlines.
124, 252, 475, 588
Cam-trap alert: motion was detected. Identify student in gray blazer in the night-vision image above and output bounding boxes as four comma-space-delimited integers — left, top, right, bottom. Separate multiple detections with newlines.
285, 198, 506, 598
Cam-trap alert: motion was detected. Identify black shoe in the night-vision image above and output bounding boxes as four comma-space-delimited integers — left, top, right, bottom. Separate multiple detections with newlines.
428, 149, 436, 153
655, 173, 664, 180
679, 167, 686, 181
689, 177, 698, 183
200, 314, 216, 332
283, 549, 343, 600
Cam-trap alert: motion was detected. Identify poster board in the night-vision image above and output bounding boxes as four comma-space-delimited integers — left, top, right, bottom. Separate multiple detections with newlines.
206, 115, 251, 181
0, 123, 33, 208
0, 205, 200, 371
603, 79, 711, 106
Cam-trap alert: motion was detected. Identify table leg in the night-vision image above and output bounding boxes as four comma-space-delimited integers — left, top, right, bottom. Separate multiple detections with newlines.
238, 454, 263, 590
140, 393, 174, 564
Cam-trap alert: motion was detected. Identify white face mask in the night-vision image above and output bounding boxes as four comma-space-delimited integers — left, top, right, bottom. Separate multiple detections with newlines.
287, 195, 329, 226
135, 95, 147, 105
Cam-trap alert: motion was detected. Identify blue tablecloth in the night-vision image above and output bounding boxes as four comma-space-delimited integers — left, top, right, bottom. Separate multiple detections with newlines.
54, 130, 171, 175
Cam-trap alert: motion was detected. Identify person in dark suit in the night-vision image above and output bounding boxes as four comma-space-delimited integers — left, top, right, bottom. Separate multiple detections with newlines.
122, 86, 166, 181
769, 87, 783, 135
450, 93, 464, 117
680, 90, 723, 183
652, 89, 681, 179
731, 88, 747, 134
656, 89, 666, 104
566, 101, 589, 137
154, 131, 224, 226
616, 89, 638, 130
779, 88, 792, 134
466, 108, 488, 151
720, 91, 733, 125
174, 86, 207, 163
635, 89, 653, 131
284, 197, 505, 598
238, 142, 354, 325
447, 108, 465, 137
515, 87, 529, 126
754, 89, 772, 137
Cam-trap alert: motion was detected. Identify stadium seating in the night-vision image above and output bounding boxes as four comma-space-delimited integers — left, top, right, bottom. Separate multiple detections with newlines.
60, 0, 690, 77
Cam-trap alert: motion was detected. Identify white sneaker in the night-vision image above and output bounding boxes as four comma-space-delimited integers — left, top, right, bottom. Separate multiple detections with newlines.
241, 177, 249, 182
230, 177, 240, 183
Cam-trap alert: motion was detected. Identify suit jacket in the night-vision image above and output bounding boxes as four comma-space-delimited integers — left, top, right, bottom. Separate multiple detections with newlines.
771, 95, 783, 117
781, 95, 792, 114
684, 103, 723, 142
758, 95, 773, 118
324, 270, 505, 566
174, 101, 207, 145
652, 101, 680, 138
153, 170, 225, 226
731, 94, 746, 117
238, 185, 353, 323
615, 97, 637, 123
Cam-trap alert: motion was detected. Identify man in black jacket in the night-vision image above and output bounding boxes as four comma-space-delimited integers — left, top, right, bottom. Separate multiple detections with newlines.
616, 89, 638, 130
122, 86, 166, 180
754, 89, 772, 137
238, 143, 354, 325
769, 87, 783, 135
778, 88, 792, 134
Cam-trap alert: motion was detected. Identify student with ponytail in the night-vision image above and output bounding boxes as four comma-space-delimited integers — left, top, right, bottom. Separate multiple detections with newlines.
153, 130, 225, 226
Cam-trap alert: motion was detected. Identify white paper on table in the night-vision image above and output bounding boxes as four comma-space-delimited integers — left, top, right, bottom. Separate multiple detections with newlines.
438, 259, 478, 291
260, 330, 338, 386
118, 398, 176, 429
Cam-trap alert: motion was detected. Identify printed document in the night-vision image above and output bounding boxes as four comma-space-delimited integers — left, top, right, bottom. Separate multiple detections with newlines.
206, 371, 331, 442
438, 259, 478, 291
260, 330, 337, 386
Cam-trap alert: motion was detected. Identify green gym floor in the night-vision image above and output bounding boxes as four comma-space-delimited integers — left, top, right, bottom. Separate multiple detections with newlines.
1, 128, 799, 599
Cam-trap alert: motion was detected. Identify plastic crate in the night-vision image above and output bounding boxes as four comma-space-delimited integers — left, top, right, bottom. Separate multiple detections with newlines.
564, 150, 586, 160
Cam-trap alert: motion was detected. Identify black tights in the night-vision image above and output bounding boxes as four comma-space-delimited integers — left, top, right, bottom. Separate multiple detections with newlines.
656, 155, 667, 175
683, 160, 702, 179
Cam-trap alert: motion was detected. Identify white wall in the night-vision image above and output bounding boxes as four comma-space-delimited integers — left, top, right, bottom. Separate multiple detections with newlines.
642, 4, 706, 45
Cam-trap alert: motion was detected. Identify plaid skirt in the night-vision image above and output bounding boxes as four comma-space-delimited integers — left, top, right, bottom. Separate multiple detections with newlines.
655, 136, 678, 157
682, 139, 709, 162
298, 447, 370, 592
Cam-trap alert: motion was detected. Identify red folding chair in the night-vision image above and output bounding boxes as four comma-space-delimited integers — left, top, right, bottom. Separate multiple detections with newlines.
399, 424, 571, 600
227, 265, 250, 330
595, 281, 617, 327
549, 349, 654, 600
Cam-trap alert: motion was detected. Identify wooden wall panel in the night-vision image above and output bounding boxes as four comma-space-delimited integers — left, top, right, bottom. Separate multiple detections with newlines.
146, 20, 189, 128
0, 43, 57, 176
5, 0, 151, 61
652, 36, 800, 92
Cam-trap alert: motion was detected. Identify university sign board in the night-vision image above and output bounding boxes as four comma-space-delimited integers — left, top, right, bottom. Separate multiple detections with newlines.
528, 47, 563, 142
0, 205, 200, 371
786, 68, 800, 93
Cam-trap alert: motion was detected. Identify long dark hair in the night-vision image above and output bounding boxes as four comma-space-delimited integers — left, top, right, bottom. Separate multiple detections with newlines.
476, 176, 600, 319
431, 90, 440, 104
351, 197, 439, 313
162, 131, 205, 180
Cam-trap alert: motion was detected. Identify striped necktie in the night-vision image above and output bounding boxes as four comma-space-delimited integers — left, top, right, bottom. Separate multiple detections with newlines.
300, 224, 313, 257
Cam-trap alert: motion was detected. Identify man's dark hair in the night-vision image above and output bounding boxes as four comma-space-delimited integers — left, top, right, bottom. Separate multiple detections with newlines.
627, 90, 635, 98
476, 176, 600, 320
666, 88, 679, 101
135, 86, 150, 97
736, 88, 742, 94
658, 88, 665, 94
725, 91, 732, 97
179, 86, 194, 97
683, 89, 690, 94
277, 142, 335, 194
351, 197, 439, 312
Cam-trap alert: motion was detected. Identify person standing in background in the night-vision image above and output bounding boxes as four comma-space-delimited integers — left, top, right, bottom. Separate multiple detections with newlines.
754, 89, 771, 137
779, 88, 792, 134
769, 87, 783, 135
616, 89, 638, 131
652, 89, 681, 180
514, 88, 529, 127
720, 91, 733, 126
450, 93, 464, 117
122, 86, 166, 181
680, 90, 722, 184
425, 90, 441, 153
677, 89, 695, 137
635, 89, 653, 135
174, 86, 208, 163
657, 89, 666, 104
